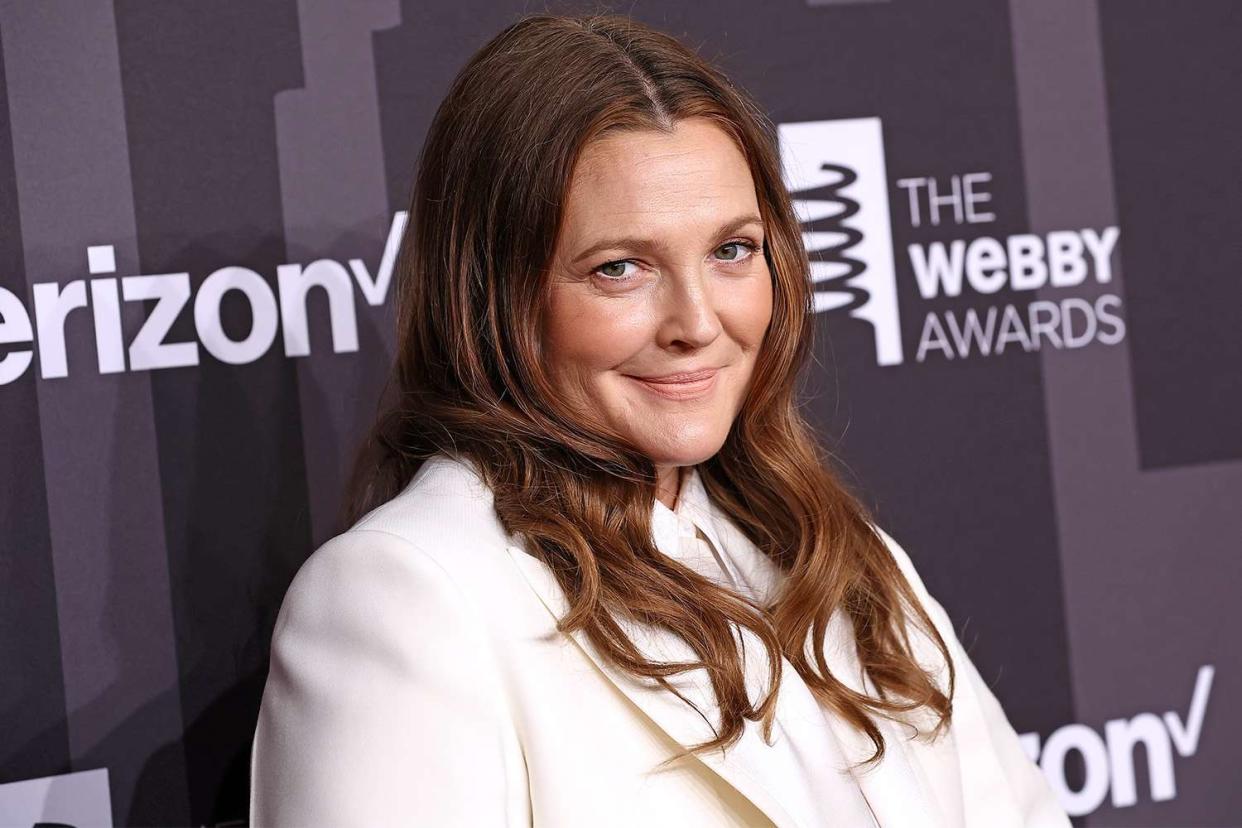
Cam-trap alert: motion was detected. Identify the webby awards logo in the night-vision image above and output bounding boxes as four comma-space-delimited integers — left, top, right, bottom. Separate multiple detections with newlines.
778, 117, 1126, 366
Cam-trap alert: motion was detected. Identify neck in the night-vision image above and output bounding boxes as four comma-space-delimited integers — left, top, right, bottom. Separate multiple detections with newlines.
655, 464, 683, 511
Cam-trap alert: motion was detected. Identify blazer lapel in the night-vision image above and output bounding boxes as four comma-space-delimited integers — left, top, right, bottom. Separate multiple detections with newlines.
506, 536, 892, 828
505, 542, 804, 828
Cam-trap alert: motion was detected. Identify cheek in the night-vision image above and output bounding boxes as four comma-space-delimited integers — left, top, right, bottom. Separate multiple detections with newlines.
720, 274, 775, 352
543, 288, 651, 376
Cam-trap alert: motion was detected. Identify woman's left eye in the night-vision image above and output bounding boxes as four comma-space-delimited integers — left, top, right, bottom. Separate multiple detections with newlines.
715, 239, 760, 263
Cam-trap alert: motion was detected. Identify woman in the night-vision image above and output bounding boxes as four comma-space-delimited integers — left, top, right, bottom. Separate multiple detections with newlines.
249, 12, 1071, 827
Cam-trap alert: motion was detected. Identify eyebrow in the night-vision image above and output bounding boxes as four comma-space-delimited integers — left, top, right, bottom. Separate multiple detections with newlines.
570, 213, 765, 265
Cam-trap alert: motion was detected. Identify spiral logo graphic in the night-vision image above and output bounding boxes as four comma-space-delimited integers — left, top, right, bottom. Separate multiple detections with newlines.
778, 117, 904, 366
793, 162, 868, 313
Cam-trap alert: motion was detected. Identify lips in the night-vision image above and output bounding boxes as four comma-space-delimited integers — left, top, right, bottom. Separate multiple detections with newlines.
624, 367, 721, 400
630, 368, 719, 384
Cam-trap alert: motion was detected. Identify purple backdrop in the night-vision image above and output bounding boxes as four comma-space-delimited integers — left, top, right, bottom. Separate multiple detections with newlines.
1, 1, 1238, 825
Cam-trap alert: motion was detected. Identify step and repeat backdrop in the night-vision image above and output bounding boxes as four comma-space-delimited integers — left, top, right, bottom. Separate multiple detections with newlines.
1, 1, 1238, 825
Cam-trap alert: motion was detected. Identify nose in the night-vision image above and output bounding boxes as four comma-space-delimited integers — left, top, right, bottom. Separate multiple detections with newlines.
656, 265, 723, 350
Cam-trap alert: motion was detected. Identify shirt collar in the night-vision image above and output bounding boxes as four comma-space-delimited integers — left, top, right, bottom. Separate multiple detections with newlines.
651, 465, 728, 561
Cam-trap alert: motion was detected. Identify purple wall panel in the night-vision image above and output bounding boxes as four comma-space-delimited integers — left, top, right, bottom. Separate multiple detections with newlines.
0, 1, 1236, 824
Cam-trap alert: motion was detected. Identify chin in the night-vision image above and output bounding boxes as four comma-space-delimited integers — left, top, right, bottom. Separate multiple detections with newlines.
635, 432, 728, 468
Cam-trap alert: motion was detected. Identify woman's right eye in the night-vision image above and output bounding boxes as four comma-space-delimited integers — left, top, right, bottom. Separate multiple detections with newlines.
594, 260, 639, 282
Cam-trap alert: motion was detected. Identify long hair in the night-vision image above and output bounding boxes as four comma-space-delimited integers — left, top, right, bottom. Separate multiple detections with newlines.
342, 11, 954, 769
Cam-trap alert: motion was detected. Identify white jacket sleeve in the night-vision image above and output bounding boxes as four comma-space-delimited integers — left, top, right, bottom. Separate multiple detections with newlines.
249, 527, 522, 827
873, 525, 1072, 827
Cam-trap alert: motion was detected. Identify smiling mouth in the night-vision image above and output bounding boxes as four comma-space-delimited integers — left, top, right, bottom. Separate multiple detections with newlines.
625, 369, 720, 401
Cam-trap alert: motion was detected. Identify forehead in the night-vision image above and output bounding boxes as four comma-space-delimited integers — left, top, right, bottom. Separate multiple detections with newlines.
560, 118, 760, 241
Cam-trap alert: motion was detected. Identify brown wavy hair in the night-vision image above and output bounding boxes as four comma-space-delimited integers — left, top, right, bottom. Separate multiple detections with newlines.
343, 10, 954, 769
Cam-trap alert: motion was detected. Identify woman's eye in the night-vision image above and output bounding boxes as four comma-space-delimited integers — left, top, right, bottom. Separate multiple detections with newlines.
595, 260, 637, 281
716, 240, 760, 263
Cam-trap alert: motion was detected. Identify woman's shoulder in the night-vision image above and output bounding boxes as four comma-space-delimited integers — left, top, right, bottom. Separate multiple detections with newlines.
253, 466, 520, 828
867, 522, 958, 647
351, 451, 508, 540
869, 522, 933, 599
347, 452, 515, 565
273, 525, 470, 646
280, 454, 517, 625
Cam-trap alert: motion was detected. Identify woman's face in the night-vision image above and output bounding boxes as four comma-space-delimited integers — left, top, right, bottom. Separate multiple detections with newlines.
542, 117, 774, 475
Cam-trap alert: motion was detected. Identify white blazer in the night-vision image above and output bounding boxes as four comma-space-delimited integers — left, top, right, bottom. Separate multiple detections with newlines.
249, 452, 1070, 827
